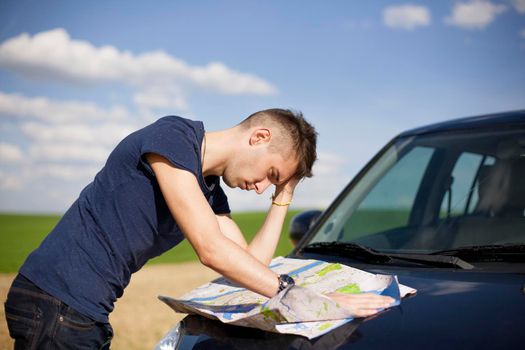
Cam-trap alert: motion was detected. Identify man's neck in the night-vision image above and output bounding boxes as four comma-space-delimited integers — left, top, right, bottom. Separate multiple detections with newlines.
202, 127, 241, 177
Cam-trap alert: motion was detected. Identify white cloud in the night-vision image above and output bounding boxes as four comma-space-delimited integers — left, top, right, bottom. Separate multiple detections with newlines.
0, 171, 23, 190
0, 92, 130, 123
512, 0, 525, 13
0, 28, 277, 96
445, 0, 507, 30
0, 142, 24, 163
28, 142, 111, 163
133, 85, 188, 111
0, 89, 144, 209
29, 164, 100, 181
312, 152, 346, 176
0, 90, 142, 210
521, 28, 525, 37
1, 160, 101, 196
21, 121, 136, 147
293, 152, 349, 209
383, 5, 431, 30
0, 30, 278, 205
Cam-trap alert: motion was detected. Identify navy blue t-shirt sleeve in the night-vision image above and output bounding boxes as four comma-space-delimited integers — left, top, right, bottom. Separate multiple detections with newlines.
138, 116, 201, 179
137, 116, 230, 214
211, 184, 230, 215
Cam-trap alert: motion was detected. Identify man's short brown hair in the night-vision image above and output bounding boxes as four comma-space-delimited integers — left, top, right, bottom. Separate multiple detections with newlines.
240, 108, 318, 179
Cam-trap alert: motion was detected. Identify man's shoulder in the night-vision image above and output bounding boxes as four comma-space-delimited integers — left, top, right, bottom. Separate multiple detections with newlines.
133, 115, 204, 145
156, 115, 203, 129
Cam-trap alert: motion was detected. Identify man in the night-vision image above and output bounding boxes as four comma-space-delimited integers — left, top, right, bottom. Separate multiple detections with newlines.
5, 108, 393, 349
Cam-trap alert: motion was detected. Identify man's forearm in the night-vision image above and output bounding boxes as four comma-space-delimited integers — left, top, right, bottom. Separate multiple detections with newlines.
200, 229, 280, 297
247, 190, 293, 265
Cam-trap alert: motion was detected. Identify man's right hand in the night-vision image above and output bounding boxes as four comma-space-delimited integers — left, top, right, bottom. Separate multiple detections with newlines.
325, 292, 395, 318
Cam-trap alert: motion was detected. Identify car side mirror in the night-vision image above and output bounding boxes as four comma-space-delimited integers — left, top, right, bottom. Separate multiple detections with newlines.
288, 210, 322, 246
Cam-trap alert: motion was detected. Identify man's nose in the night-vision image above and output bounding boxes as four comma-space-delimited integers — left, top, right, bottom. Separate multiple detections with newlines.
254, 178, 271, 194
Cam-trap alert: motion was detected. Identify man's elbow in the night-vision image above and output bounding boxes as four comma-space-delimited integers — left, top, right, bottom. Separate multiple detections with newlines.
195, 245, 220, 269
197, 250, 213, 268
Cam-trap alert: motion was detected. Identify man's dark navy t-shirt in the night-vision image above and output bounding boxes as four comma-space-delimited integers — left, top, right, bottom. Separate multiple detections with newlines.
20, 116, 230, 323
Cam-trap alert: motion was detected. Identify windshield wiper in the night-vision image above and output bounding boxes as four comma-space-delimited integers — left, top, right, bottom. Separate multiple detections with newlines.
302, 242, 474, 269
431, 244, 525, 262
302, 242, 391, 263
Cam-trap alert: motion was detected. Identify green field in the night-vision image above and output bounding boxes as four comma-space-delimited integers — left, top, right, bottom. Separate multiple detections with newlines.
0, 211, 300, 273
0, 208, 416, 273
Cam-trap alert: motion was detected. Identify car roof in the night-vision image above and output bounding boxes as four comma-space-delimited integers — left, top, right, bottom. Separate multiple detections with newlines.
398, 109, 525, 138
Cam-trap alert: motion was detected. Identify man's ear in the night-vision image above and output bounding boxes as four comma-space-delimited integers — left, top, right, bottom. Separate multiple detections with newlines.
249, 128, 271, 146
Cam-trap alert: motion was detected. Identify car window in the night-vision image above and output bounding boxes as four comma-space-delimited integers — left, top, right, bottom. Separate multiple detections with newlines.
439, 153, 496, 219
342, 146, 433, 241
308, 128, 525, 254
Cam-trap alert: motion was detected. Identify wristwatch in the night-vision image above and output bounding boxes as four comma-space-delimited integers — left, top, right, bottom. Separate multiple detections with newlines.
277, 274, 295, 293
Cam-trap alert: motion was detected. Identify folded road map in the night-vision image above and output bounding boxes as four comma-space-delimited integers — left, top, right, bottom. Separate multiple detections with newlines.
159, 257, 417, 339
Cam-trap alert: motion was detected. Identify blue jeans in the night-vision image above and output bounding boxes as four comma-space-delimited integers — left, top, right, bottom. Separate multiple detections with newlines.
4, 274, 113, 350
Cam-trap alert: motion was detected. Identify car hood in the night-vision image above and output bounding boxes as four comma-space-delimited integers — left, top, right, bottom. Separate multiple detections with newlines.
173, 266, 525, 350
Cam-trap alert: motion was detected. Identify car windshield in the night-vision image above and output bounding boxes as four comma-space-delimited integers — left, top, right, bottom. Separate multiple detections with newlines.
307, 127, 525, 256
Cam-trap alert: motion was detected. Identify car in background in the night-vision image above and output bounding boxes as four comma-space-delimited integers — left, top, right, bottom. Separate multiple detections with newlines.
156, 110, 525, 349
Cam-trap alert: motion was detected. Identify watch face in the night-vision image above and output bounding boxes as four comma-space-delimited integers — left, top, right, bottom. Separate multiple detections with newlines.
283, 274, 294, 286
279, 274, 295, 291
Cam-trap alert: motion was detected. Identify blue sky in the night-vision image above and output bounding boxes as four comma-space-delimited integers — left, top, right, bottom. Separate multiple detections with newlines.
0, 0, 524, 213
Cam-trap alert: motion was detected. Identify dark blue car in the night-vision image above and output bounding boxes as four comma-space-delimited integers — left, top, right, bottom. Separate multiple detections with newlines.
157, 110, 525, 349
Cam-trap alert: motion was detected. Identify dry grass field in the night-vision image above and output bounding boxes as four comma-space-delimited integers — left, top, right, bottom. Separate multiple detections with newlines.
0, 262, 220, 350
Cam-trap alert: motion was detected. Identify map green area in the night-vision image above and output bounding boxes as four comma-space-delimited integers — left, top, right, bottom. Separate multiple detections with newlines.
336, 283, 361, 294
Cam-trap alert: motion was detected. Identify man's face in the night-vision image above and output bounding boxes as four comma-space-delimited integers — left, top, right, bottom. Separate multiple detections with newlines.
223, 138, 298, 194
